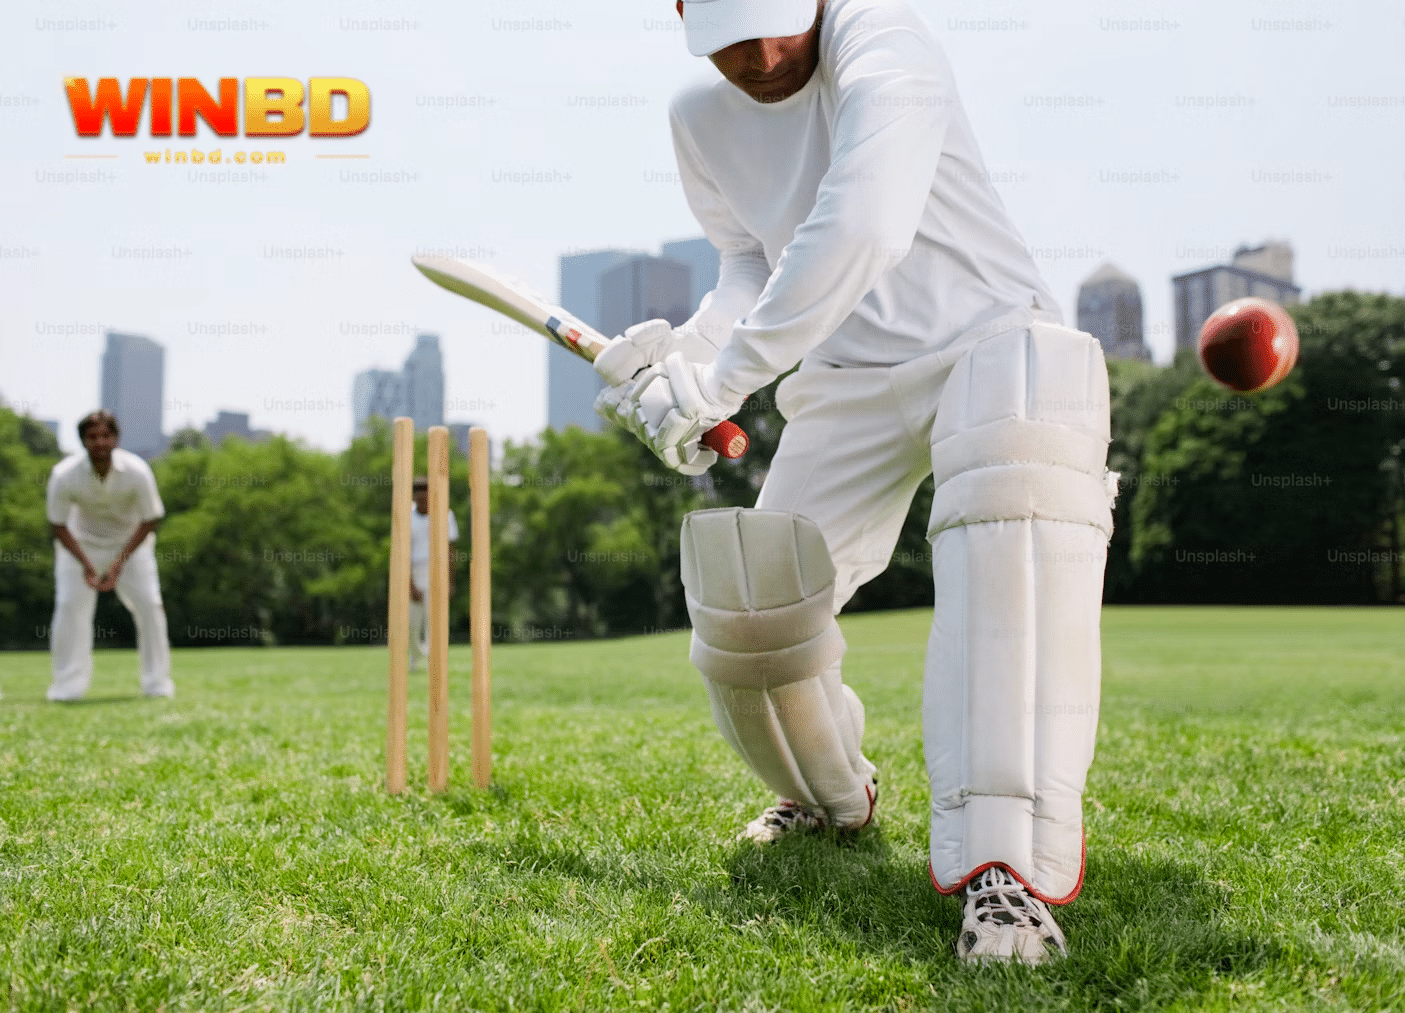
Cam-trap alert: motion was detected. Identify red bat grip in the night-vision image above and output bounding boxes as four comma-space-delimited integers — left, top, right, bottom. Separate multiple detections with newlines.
702, 420, 748, 459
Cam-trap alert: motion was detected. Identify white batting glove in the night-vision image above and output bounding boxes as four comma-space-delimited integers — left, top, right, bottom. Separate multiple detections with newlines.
593, 319, 683, 387
594, 377, 641, 438
594, 319, 686, 436
594, 318, 725, 438
625, 352, 743, 476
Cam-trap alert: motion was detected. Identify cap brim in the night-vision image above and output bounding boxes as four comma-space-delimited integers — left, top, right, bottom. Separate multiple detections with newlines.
682, 0, 819, 57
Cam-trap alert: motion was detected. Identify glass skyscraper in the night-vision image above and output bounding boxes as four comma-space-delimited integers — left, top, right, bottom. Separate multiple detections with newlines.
100, 331, 165, 458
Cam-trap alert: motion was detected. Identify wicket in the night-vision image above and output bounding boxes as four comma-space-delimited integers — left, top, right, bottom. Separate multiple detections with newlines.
385, 418, 492, 794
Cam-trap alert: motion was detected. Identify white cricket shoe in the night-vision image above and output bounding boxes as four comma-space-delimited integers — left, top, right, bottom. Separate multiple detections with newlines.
738, 779, 878, 843
956, 866, 1068, 965
738, 800, 826, 842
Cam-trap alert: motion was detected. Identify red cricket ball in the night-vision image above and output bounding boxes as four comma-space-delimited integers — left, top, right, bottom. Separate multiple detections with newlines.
1197, 297, 1299, 393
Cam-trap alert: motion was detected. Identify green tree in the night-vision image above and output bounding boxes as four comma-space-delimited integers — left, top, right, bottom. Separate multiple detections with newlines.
337, 419, 474, 641
1129, 291, 1405, 602
1103, 352, 1205, 601
0, 410, 62, 648
492, 426, 701, 640
154, 436, 380, 645
166, 427, 210, 453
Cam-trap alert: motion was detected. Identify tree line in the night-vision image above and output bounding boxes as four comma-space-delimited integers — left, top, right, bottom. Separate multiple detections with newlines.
1, 290, 1400, 650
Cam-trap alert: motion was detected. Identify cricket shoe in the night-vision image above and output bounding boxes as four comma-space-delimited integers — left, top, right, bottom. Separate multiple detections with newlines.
956, 866, 1068, 965
738, 800, 826, 842
738, 778, 878, 843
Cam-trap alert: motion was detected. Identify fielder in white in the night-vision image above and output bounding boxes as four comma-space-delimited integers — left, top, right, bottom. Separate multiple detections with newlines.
407, 475, 459, 671
595, 0, 1116, 963
46, 411, 174, 701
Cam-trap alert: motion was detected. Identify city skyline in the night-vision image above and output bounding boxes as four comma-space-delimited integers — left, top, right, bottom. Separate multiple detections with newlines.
353, 333, 446, 435
1, 232, 1345, 456
3, 0, 1400, 452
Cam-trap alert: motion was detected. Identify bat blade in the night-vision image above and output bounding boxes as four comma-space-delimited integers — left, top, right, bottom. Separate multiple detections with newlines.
411, 254, 749, 460
412, 256, 605, 361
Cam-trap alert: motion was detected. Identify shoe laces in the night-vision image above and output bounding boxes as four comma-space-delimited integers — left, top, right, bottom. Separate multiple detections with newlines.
965, 866, 1051, 932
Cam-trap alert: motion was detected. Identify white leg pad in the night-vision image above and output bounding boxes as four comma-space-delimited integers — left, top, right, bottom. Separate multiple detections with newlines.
924, 322, 1114, 903
682, 508, 876, 827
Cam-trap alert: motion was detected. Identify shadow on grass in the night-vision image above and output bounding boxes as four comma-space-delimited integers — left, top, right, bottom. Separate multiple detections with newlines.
726, 842, 1283, 1009
9, 693, 149, 706
482, 822, 1286, 1010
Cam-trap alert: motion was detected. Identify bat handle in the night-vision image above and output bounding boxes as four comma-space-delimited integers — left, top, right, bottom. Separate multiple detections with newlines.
702, 420, 748, 459
635, 381, 749, 459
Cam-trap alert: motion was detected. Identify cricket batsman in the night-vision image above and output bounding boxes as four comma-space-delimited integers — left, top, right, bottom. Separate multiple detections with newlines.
594, 0, 1116, 963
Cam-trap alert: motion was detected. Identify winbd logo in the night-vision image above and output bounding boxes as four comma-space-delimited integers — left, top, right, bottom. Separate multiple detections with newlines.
64, 77, 370, 137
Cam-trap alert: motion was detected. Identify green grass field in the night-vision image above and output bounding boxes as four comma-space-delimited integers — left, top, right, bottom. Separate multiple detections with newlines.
2, 607, 1403, 1011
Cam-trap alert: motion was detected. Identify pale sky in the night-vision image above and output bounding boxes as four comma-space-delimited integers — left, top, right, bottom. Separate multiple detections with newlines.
1, 0, 1400, 453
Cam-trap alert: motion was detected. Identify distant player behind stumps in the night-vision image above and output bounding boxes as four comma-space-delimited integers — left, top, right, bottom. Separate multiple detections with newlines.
588, 0, 1117, 964
386, 420, 491, 795
408, 474, 459, 673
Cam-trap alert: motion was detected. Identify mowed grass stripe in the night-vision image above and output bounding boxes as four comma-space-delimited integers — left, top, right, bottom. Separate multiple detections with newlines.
1, 607, 1402, 1011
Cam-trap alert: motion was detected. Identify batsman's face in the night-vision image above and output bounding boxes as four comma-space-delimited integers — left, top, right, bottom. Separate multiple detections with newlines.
414, 489, 429, 513
679, 1, 823, 104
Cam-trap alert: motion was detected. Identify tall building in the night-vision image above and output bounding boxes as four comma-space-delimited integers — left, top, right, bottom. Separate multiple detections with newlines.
446, 422, 476, 458
351, 334, 445, 437
661, 237, 721, 313
1173, 240, 1300, 353
597, 256, 694, 338
352, 369, 404, 437
1076, 264, 1150, 361
550, 250, 641, 434
1230, 240, 1294, 282
100, 331, 165, 458
203, 410, 270, 445
402, 334, 445, 431
547, 242, 712, 435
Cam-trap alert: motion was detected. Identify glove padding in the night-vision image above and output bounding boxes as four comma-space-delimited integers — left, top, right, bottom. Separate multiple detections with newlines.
593, 319, 684, 387
622, 351, 743, 475
594, 319, 688, 439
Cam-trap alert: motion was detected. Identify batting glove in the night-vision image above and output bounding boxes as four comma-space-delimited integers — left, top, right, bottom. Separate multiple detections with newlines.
594, 376, 643, 438
626, 352, 744, 476
594, 319, 690, 438
593, 319, 684, 387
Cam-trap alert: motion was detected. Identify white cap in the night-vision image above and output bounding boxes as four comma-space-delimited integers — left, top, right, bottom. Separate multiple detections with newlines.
681, 0, 820, 57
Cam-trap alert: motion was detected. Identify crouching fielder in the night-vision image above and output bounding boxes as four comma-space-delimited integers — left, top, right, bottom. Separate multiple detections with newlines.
46, 410, 173, 701
596, 0, 1115, 962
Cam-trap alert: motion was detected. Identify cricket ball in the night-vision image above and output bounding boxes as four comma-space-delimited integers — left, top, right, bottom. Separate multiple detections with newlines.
1197, 297, 1299, 394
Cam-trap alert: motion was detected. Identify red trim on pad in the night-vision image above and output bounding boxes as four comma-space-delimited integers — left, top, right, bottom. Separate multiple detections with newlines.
927, 831, 1086, 906
856, 783, 876, 829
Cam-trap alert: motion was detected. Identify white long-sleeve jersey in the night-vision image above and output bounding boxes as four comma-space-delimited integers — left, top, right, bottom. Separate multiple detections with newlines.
670, 0, 1060, 400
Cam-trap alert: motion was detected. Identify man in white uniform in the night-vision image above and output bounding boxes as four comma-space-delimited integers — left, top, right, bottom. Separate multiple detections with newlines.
407, 476, 458, 670
46, 410, 174, 701
594, 0, 1115, 963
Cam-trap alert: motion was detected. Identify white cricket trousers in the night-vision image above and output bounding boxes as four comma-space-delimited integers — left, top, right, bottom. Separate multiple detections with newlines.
755, 306, 1111, 903
50, 537, 173, 700
408, 564, 430, 667
407, 600, 429, 667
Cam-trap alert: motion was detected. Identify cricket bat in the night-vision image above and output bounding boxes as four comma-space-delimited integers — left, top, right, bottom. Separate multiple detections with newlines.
412, 256, 749, 460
